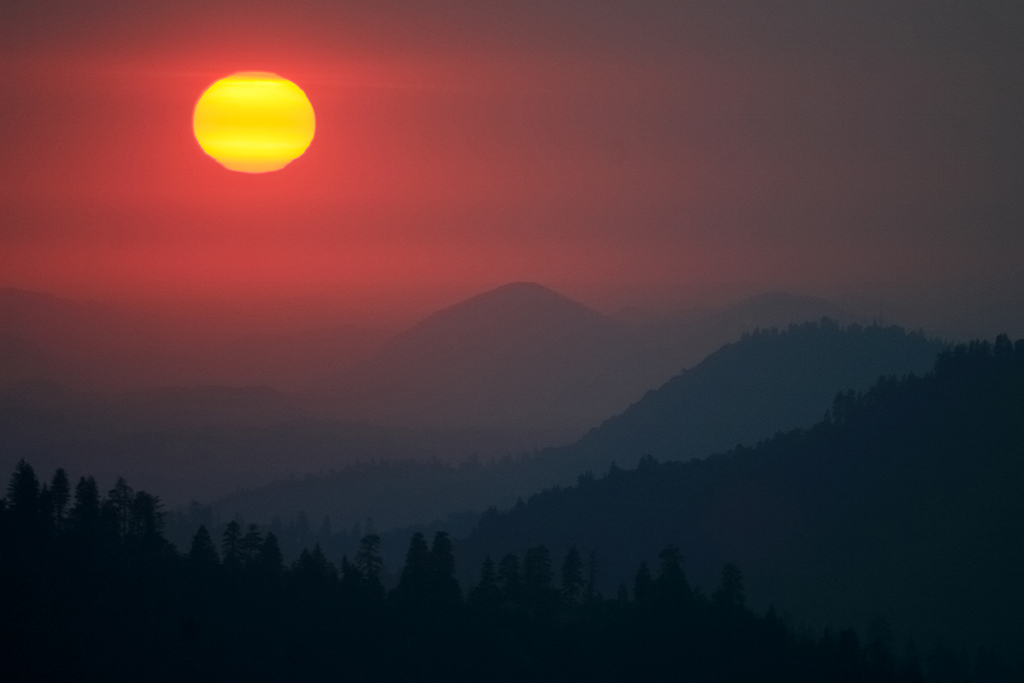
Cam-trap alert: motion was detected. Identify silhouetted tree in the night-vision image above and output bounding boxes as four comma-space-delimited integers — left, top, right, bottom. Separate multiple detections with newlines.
430, 531, 461, 610
128, 491, 164, 553
6, 460, 41, 544
355, 533, 385, 603
293, 543, 336, 586
469, 555, 500, 610
188, 525, 220, 569
340, 555, 362, 602
104, 477, 134, 539
69, 476, 100, 541
393, 532, 431, 612
523, 545, 554, 611
560, 545, 584, 603
222, 520, 243, 569
497, 553, 522, 604
257, 533, 284, 576
712, 562, 745, 613
654, 545, 692, 606
49, 468, 70, 530
240, 524, 264, 567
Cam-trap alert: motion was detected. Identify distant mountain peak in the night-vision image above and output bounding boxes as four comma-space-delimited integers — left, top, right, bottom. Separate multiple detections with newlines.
450, 281, 596, 310
414, 282, 608, 330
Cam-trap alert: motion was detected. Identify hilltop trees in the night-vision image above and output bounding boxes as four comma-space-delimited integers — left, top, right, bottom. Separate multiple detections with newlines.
2, 459, 1020, 682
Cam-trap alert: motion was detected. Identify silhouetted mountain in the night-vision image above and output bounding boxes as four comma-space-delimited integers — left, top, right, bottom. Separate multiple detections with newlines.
315, 284, 853, 437
538, 319, 945, 479
316, 282, 644, 435
458, 337, 1024, 658
218, 321, 945, 535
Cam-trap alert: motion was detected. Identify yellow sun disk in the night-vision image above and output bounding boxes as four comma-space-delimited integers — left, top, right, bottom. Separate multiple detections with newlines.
193, 72, 316, 173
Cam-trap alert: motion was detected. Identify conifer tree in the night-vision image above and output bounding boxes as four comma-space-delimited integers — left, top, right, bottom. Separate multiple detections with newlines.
469, 555, 499, 610
523, 545, 554, 609
49, 468, 70, 530
188, 525, 220, 569
258, 533, 284, 576
105, 478, 134, 539
654, 546, 692, 606
712, 563, 745, 613
497, 553, 522, 604
560, 545, 585, 603
240, 524, 264, 566
69, 476, 100, 539
222, 520, 243, 569
355, 533, 385, 603
429, 532, 461, 609
7, 460, 40, 522
128, 491, 164, 552
394, 532, 431, 611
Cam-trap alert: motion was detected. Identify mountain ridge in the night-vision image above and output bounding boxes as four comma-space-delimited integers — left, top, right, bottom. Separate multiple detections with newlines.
457, 336, 1024, 658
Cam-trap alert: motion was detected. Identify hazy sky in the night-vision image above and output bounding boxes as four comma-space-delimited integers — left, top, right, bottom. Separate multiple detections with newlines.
2, 1, 1022, 326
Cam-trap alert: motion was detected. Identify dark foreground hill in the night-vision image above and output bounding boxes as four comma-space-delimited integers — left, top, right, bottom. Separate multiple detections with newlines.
459, 336, 1024, 659
4, 459, 1020, 683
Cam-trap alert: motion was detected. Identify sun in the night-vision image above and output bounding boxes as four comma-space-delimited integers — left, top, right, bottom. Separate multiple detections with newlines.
192, 72, 316, 173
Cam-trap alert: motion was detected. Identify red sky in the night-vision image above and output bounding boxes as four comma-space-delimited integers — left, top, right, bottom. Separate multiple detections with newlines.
2, 1, 1023, 328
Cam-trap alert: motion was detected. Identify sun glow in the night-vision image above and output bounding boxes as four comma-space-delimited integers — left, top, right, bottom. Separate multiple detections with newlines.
192, 72, 316, 173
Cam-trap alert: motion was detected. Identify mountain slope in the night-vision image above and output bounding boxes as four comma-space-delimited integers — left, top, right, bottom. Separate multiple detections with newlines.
459, 337, 1024, 657
536, 319, 946, 479
317, 282, 652, 433
315, 285, 855, 436
219, 321, 946, 534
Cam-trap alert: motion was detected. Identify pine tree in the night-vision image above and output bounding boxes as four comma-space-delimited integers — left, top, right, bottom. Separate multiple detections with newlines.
523, 545, 554, 610
7, 460, 40, 530
128, 491, 164, 552
258, 533, 284, 576
222, 520, 243, 569
5, 460, 44, 547
69, 476, 100, 541
188, 525, 220, 569
355, 534, 385, 603
240, 524, 264, 567
654, 546, 692, 606
105, 478, 134, 540
50, 468, 70, 530
469, 555, 500, 610
393, 532, 431, 612
560, 545, 585, 603
497, 553, 522, 605
712, 563, 745, 613
430, 532, 461, 609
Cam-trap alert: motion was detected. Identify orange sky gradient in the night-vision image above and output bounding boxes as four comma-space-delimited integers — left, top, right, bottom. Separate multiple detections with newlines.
1, 1, 1022, 329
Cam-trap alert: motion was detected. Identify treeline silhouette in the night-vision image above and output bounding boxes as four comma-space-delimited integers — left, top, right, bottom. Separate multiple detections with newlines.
460, 336, 1024, 666
2, 460, 1019, 682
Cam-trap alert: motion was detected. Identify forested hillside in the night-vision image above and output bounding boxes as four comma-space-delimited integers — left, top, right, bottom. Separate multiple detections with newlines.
533, 319, 944, 480
213, 320, 942, 529
460, 336, 1024, 659
3, 460, 1019, 682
